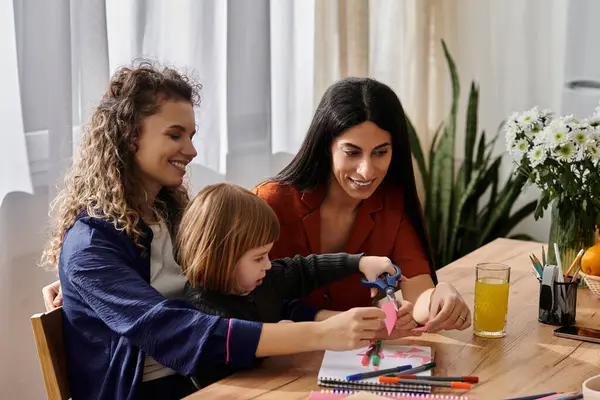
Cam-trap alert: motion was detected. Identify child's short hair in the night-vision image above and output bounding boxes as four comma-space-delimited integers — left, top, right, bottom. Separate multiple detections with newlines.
176, 183, 280, 293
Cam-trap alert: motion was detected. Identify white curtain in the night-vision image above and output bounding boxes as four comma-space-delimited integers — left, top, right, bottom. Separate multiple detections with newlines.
270, 0, 316, 155
1, 1, 110, 398
0, 0, 32, 205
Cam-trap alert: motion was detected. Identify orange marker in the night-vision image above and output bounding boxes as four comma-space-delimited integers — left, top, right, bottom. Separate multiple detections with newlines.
378, 376, 471, 389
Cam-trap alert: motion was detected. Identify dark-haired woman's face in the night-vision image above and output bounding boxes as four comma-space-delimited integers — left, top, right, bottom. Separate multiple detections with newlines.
330, 121, 392, 201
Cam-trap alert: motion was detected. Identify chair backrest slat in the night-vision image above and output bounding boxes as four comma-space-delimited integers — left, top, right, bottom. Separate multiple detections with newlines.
31, 307, 70, 400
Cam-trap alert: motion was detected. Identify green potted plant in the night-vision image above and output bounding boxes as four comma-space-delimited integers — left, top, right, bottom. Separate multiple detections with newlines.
408, 40, 536, 268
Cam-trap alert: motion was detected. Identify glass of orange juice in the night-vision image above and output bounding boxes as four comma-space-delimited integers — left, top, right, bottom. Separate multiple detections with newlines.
474, 263, 510, 338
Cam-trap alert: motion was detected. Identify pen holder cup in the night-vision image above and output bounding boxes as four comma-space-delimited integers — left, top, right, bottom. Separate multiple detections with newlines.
538, 277, 579, 326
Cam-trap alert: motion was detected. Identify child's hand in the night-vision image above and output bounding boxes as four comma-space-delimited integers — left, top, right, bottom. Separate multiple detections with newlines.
358, 256, 400, 298
374, 300, 423, 339
316, 307, 385, 351
278, 319, 294, 324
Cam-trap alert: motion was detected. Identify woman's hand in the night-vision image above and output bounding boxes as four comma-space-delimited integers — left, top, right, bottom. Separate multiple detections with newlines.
316, 307, 386, 351
374, 300, 423, 339
42, 280, 63, 311
425, 282, 471, 332
358, 256, 398, 298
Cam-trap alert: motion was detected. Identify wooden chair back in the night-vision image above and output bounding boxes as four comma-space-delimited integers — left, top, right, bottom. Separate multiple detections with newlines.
31, 307, 70, 400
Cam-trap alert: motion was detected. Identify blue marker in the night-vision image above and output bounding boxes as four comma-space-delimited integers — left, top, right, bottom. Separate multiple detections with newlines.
345, 364, 413, 381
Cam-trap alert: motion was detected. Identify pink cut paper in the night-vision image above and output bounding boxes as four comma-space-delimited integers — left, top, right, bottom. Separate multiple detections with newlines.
382, 301, 397, 335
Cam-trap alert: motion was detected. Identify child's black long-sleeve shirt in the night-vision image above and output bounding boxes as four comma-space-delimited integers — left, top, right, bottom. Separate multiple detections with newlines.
184, 252, 363, 322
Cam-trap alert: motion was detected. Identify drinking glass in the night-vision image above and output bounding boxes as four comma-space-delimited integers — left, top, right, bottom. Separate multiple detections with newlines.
473, 263, 510, 338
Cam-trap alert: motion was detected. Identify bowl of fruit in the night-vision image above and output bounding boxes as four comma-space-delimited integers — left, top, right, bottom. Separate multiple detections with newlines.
580, 242, 600, 298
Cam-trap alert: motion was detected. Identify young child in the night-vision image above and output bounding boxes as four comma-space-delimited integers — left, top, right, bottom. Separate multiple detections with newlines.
176, 183, 406, 385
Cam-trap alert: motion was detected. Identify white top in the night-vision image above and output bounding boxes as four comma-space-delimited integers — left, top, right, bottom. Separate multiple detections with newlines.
143, 222, 188, 382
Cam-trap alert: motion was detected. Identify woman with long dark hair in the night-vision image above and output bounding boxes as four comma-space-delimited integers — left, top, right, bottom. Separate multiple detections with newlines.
254, 77, 470, 333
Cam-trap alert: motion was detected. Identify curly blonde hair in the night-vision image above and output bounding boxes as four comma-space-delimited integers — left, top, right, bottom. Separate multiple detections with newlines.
40, 60, 201, 270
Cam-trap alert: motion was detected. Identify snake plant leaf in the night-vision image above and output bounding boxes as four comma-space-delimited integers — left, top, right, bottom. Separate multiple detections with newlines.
475, 130, 486, 169
436, 127, 455, 262
438, 40, 460, 264
451, 85, 480, 234
452, 161, 468, 226
425, 123, 444, 244
464, 82, 479, 181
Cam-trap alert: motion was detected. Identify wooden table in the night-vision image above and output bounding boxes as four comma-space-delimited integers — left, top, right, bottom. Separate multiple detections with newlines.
191, 239, 600, 399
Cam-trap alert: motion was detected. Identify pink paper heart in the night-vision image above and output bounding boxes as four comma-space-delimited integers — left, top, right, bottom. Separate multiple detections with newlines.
382, 301, 397, 335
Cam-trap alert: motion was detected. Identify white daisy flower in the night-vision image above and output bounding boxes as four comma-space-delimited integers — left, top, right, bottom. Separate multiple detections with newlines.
514, 139, 529, 154
528, 146, 547, 168
518, 107, 540, 129
545, 121, 569, 146
555, 142, 576, 163
571, 129, 588, 147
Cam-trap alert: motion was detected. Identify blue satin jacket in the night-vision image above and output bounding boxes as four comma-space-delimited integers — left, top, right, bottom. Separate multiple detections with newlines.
58, 213, 263, 400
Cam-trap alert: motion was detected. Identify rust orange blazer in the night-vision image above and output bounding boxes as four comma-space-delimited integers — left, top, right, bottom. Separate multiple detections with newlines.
253, 181, 435, 311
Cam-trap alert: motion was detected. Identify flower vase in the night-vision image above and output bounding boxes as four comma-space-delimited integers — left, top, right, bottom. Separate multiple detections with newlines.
546, 203, 596, 287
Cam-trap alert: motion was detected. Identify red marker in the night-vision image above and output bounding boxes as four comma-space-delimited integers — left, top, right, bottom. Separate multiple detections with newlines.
361, 341, 377, 366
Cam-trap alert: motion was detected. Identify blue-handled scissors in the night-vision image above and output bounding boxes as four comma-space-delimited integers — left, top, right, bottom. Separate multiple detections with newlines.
360, 264, 402, 311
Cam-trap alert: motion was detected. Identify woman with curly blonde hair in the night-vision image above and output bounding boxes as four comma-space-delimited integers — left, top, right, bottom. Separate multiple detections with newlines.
42, 62, 393, 400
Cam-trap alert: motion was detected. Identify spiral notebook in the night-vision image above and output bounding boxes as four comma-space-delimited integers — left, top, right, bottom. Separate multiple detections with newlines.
317, 345, 434, 394
308, 390, 478, 399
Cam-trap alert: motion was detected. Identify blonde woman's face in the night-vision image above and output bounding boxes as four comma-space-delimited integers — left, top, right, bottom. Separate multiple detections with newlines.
234, 243, 274, 294
135, 100, 197, 196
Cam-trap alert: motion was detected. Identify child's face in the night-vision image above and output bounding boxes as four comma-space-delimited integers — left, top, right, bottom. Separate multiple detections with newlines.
234, 243, 274, 294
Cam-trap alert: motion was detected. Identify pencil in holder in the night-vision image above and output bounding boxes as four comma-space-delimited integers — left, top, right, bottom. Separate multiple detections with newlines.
538, 276, 579, 326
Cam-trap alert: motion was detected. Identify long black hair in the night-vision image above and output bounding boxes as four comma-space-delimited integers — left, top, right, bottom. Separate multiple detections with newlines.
274, 77, 437, 275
